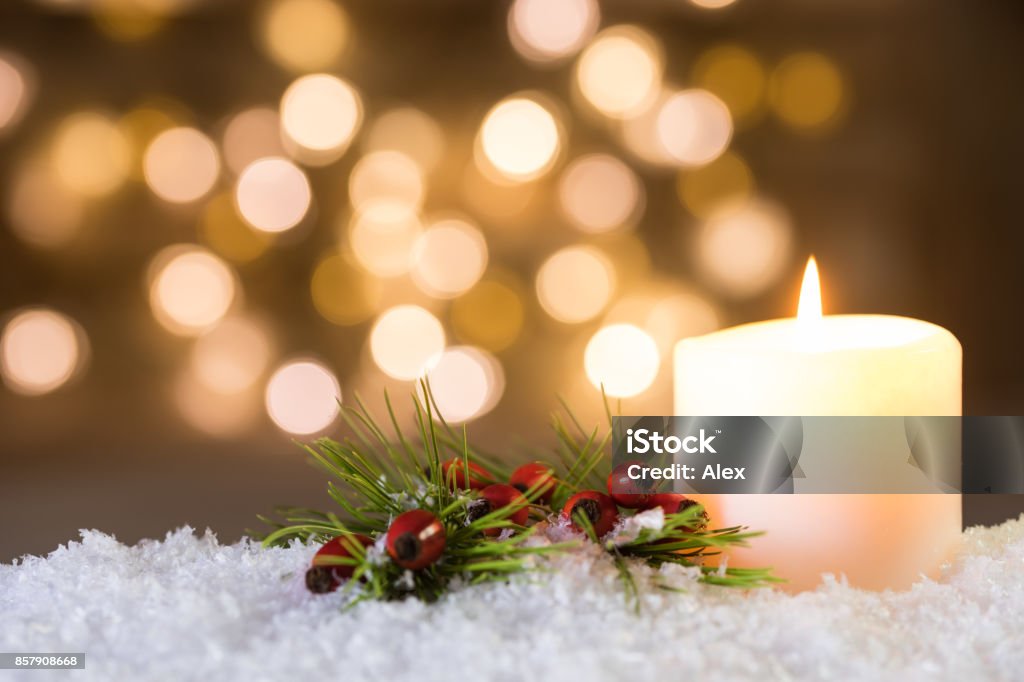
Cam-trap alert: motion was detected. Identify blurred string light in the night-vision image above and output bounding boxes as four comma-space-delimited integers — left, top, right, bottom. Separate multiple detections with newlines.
688, 0, 739, 9
199, 192, 273, 263
174, 371, 260, 438
575, 26, 662, 119
691, 44, 766, 127
118, 103, 182, 182
411, 217, 489, 298
348, 203, 423, 277
425, 346, 505, 423
507, 0, 599, 65
222, 107, 286, 176
1, 308, 88, 396
656, 89, 733, 167
696, 200, 793, 298
460, 163, 537, 220
618, 88, 679, 167
147, 245, 237, 335
190, 316, 273, 394
0, 52, 33, 132
584, 323, 659, 398
234, 157, 312, 233
369, 305, 445, 380
477, 95, 562, 182
677, 150, 753, 219
310, 251, 382, 325
280, 73, 362, 165
450, 273, 525, 352
7, 161, 85, 249
604, 285, 720, 354
91, 0, 170, 43
363, 107, 445, 174
558, 153, 643, 233
769, 52, 846, 132
536, 245, 615, 323
143, 126, 220, 203
349, 151, 425, 212
265, 359, 341, 435
258, 0, 349, 73
50, 111, 131, 198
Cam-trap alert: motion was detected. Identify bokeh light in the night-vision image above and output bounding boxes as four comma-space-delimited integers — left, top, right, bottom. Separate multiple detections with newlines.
280, 74, 361, 164
174, 371, 260, 438
370, 305, 445, 380
199, 192, 273, 263
451, 275, 525, 352
425, 346, 505, 423
1, 309, 87, 396
349, 203, 423, 277
116, 103, 183, 183
689, 0, 739, 10
507, 0, 599, 64
618, 88, 678, 167
656, 89, 733, 167
677, 150, 753, 219
606, 286, 721, 354
411, 218, 489, 298
478, 96, 561, 182
0, 52, 32, 132
310, 252, 382, 325
460, 164, 537, 220
697, 200, 793, 298
558, 154, 643, 233
235, 157, 312, 233
258, 0, 349, 73
691, 44, 766, 126
575, 26, 662, 119
143, 126, 220, 203
91, 0, 171, 43
349, 150, 425, 213
584, 324, 660, 398
148, 245, 237, 336
363, 107, 445, 174
50, 111, 131, 198
222, 107, 286, 175
769, 52, 845, 132
7, 161, 84, 249
190, 316, 273, 394
265, 359, 342, 435
536, 246, 615, 323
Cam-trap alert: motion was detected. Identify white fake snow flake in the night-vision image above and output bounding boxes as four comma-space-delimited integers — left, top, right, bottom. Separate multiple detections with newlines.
2, 517, 1024, 681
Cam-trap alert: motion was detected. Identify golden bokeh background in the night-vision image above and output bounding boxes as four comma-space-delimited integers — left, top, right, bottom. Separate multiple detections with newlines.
1, 0, 1022, 558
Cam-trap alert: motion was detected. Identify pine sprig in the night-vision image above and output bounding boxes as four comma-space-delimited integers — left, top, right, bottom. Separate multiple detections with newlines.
260, 383, 781, 604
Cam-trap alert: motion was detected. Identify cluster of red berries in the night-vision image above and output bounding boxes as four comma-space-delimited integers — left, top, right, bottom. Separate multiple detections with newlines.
560, 461, 708, 538
305, 458, 708, 594
305, 458, 555, 594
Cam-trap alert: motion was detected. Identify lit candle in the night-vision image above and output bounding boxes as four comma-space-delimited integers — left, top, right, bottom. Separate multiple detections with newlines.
674, 258, 962, 591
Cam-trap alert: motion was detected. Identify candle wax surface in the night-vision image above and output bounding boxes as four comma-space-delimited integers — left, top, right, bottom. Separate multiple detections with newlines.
674, 314, 962, 592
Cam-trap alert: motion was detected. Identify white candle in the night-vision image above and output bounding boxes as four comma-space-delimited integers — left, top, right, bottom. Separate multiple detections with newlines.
674, 258, 962, 591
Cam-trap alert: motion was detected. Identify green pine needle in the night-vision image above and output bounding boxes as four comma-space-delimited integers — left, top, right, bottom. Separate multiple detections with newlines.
260, 381, 781, 604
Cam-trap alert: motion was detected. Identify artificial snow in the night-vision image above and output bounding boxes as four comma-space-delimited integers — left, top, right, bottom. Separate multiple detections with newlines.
2, 518, 1024, 681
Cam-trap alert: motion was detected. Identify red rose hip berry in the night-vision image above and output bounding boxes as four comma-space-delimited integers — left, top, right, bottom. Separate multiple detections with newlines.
440, 459, 492, 490
646, 493, 709, 531
386, 510, 447, 570
305, 533, 374, 594
509, 462, 556, 503
467, 483, 530, 536
606, 460, 657, 508
561, 490, 620, 537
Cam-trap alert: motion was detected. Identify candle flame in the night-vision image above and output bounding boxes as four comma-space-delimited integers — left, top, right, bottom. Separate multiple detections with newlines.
797, 256, 823, 321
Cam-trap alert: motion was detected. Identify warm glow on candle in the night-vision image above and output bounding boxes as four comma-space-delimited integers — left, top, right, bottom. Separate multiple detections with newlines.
797, 256, 823, 321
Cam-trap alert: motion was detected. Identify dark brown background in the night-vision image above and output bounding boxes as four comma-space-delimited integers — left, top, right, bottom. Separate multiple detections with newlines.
1, 0, 1023, 561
